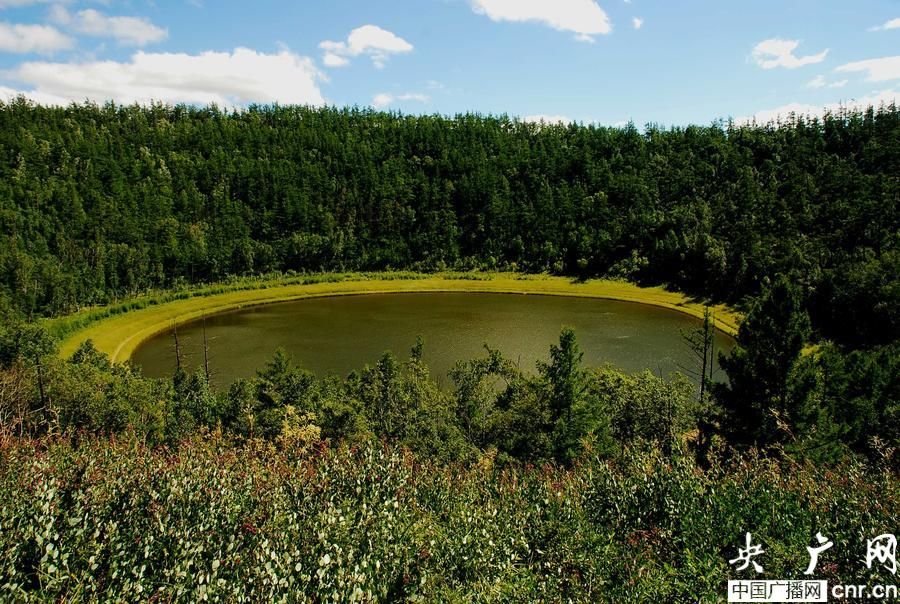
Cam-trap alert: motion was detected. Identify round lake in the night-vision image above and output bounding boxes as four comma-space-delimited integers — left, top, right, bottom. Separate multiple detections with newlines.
131, 292, 735, 388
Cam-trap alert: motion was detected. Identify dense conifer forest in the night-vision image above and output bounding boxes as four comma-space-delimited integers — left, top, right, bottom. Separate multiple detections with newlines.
2, 100, 897, 339
0, 100, 897, 600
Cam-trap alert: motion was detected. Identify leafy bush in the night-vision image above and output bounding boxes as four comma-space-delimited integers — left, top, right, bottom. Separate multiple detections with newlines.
0, 435, 894, 602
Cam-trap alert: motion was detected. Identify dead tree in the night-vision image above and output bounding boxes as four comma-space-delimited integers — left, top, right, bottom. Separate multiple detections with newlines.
680, 306, 716, 403
173, 321, 183, 371
202, 317, 211, 385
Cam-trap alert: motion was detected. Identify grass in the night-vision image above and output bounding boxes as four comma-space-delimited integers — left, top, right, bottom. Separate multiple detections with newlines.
51, 272, 742, 362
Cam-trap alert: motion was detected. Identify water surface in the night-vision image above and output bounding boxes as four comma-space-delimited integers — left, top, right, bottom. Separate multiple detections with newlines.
131, 292, 735, 388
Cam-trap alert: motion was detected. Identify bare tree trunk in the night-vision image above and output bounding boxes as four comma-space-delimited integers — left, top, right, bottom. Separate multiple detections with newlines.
699, 309, 711, 402
202, 317, 210, 385
34, 354, 47, 416
680, 305, 716, 404
708, 310, 716, 387
173, 322, 182, 371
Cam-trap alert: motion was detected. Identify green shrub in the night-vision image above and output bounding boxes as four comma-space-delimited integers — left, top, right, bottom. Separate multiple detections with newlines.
0, 435, 894, 602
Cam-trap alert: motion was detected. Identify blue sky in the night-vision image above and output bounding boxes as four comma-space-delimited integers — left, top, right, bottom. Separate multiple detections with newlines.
0, 0, 898, 125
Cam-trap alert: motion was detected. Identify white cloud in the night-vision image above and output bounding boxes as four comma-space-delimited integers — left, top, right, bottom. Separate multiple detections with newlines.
835, 56, 900, 82
522, 114, 572, 124
322, 52, 348, 67
372, 92, 429, 109
807, 74, 849, 89
740, 101, 825, 124
319, 25, 412, 69
0, 83, 68, 104
50, 6, 167, 47
751, 38, 828, 69
632, 17, 643, 30
470, 0, 612, 43
807, 74, 826, 88
372, 93, 392, 108
0, 22, 72, 53
869, 18, 900, 31
737, 89, 899, 124
0, 0, 58, 7
2, 47, 326, 106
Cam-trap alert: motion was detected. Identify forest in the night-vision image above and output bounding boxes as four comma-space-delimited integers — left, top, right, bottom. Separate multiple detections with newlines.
1, 100, 897, 337
0, 99, 897, 600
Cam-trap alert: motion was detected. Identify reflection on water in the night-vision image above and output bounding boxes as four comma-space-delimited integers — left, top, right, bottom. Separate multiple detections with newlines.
131, 292, 735, 389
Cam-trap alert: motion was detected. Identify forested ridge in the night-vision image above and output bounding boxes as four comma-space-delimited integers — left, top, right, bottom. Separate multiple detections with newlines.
2, 100, 897, 350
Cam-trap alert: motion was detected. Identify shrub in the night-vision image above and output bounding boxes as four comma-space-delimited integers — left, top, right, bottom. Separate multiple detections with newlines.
0, 435, 894, 602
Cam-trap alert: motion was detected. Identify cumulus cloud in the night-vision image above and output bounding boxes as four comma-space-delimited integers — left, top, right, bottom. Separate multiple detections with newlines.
807, 75, 848, 89
0, 22, 72, 53
50, 6, 167, 47
0, 83, 68, 104
522, 114, 572, 124
869, 18, 900, 31
322, 53, 348, 67
632, 17, 643, 30
372, 92, 429, 108
807, 74, 826, 88
470, 0, 612, 43
751, 38, 828, 69
835, 56, 900, 82
0, 0, 58, 7
319, 25, 412, 69
737, 89, 899, 125
2, 47, 326, 106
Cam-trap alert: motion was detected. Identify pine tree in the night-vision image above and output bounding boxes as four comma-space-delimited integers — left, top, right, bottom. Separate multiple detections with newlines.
714, 276, 811, 447
539, 328, 588, 462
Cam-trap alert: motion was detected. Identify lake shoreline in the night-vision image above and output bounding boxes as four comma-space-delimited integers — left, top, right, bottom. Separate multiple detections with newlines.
53, 273, 742, 362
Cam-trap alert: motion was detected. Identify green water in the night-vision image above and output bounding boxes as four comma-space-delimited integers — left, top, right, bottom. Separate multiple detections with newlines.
131, 292, 735, 388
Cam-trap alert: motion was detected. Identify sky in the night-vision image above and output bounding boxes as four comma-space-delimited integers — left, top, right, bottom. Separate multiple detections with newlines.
0, 0, 898, 126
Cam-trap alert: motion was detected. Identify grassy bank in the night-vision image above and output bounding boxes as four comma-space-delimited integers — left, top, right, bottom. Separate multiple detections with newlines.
52, 273, 741, 362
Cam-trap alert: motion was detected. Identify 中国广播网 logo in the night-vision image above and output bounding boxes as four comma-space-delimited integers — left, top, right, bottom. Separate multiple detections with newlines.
726, 531, 896, 602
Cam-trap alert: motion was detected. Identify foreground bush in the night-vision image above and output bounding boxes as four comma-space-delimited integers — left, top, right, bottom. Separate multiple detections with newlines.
0, 434, 895, 602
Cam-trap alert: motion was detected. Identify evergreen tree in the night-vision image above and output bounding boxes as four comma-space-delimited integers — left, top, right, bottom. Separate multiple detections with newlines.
540, 328, 590, 462
715, 276, 812, 447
